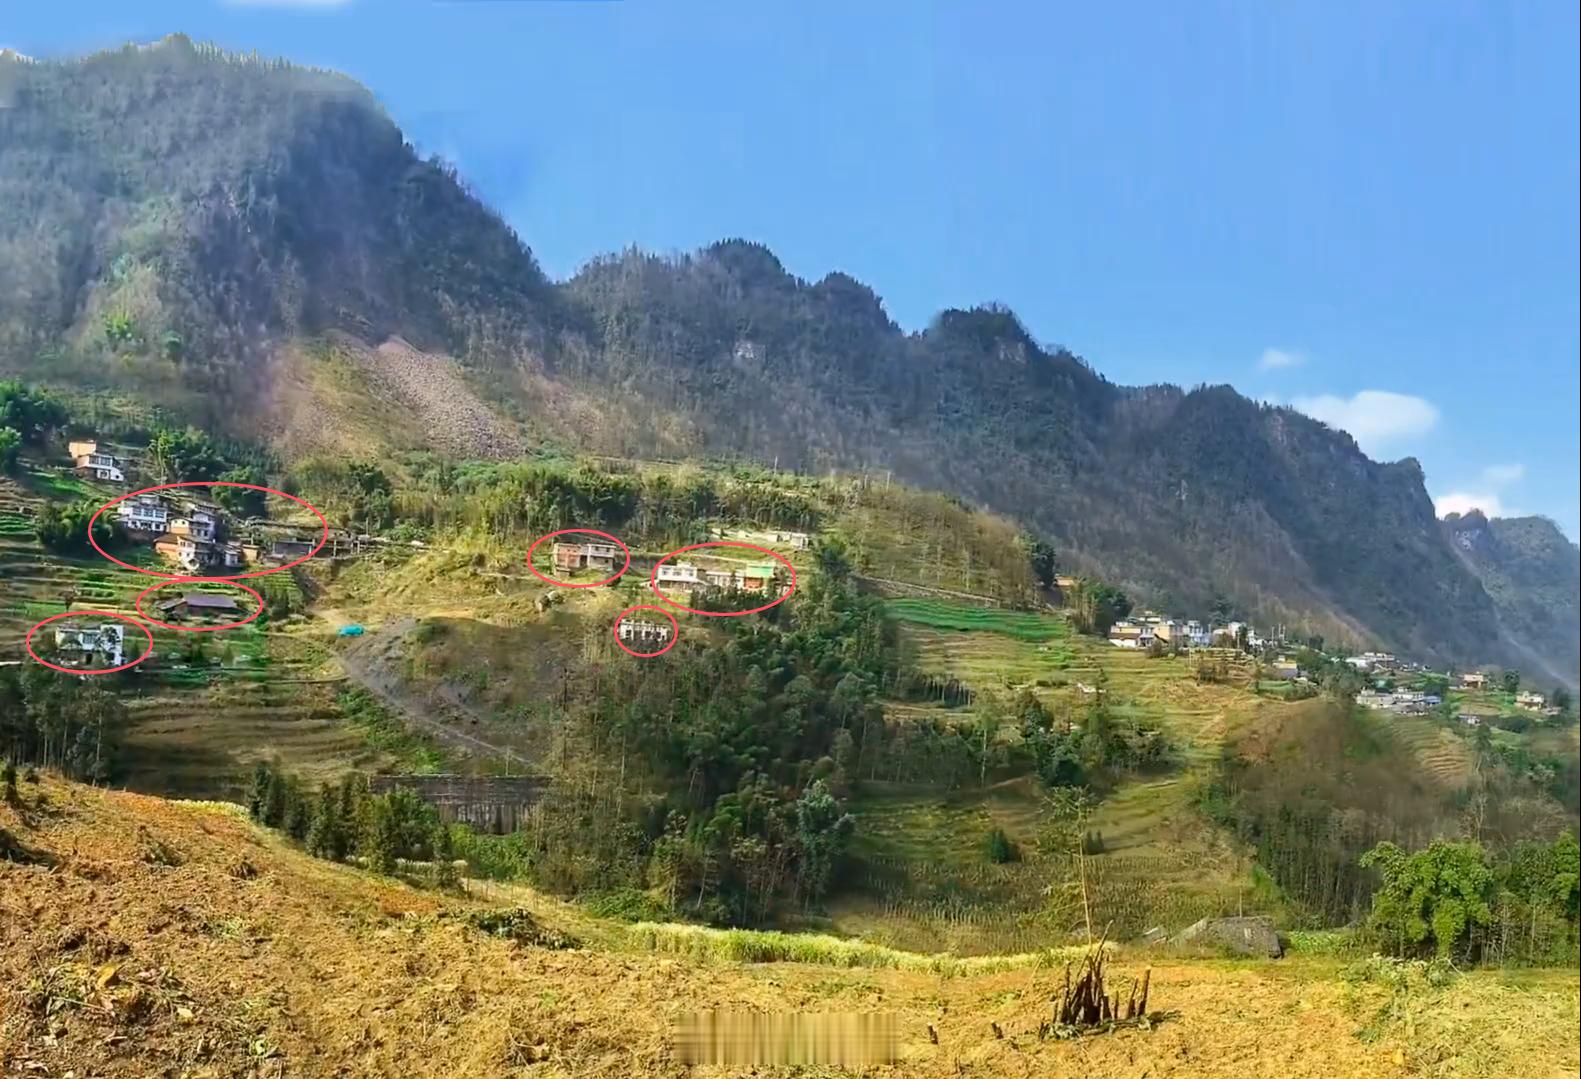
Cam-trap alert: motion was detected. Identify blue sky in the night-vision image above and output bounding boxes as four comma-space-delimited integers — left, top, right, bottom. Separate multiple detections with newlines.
8, 2, 1578, 537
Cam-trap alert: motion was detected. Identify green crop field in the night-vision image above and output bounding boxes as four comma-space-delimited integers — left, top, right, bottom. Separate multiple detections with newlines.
883, 598, 1068, 640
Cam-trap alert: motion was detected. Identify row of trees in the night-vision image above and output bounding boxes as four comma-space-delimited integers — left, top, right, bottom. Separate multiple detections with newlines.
290, 455, 823, 543
0, 666, 128, 783
1363, 835, 1579, 965
246, 762, 457, 882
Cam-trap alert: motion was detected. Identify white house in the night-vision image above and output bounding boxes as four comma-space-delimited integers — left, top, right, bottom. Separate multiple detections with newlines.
618, 620, 672, 646
657, 562, 702, 586
53, 624, 126, 669
118, 495, 170, 533
1516, 691, 1547, 710
73, 442, 125, 480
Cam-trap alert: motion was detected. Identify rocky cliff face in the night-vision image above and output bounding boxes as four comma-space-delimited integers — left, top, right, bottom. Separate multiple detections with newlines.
1443, 511, 1581, 686
4, 40, 1575, 683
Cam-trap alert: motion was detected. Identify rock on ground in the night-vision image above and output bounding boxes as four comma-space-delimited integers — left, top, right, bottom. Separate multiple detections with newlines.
1175, 916, 1284, 958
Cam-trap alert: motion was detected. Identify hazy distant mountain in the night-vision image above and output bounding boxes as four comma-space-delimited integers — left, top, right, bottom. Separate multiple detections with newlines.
1442, 511, 1581, 685
3, 38, 1576, 685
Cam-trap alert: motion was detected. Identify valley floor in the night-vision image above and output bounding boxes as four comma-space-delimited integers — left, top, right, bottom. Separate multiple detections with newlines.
4, 778, 1576, 1078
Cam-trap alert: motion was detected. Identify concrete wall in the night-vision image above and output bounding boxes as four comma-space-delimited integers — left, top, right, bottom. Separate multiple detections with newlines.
369, 774, 548, 834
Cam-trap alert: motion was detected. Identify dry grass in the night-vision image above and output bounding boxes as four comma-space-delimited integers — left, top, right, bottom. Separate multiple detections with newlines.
2, 777, 1576, 1078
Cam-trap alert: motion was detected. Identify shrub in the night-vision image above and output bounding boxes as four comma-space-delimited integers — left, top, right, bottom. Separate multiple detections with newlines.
986, 827, 1019, 864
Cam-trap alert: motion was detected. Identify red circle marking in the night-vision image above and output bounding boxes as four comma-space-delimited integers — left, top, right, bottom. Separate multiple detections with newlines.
525, 528, 632, 588
24, 610, 154, 675
133, 577, 265, 633
87, 481, 328, 580
648, 541, 796, 617
612, 604, 680, 658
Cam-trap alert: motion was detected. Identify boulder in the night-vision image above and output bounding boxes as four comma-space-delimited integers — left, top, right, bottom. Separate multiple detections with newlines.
1175, 916, 1283, 958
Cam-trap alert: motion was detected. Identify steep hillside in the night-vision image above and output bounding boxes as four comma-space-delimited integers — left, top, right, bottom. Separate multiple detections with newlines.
1442, 511, 1581, 686
5, 776, 1578, 1078
2, 38, 1575, 681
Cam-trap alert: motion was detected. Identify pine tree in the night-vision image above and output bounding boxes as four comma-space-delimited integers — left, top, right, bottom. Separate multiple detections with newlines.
431, 821, 458, 889
306, 784, 345, 861
246, 760, 272, 820
282, 775, 312, 840
263, 767, 287, 828
364, 794, 400, 875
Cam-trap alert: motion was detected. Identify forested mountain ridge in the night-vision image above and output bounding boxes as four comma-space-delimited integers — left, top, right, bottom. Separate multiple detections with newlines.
2, 38, 1576, 685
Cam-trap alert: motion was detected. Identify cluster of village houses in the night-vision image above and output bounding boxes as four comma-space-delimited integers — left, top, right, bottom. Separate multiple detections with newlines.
1106, 615, 1247, 652
50, 589, 245, 669
65, 438, 316, 573
553, 536, 799, 647
551, 540, 786, 595
115, 491, 313, 573
1108, 614, 1310, 682
1105, 612, 1566, 723
40, 440, 288, 669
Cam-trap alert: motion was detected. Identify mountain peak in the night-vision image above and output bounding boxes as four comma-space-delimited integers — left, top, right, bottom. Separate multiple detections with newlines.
2, 38, 1574, 686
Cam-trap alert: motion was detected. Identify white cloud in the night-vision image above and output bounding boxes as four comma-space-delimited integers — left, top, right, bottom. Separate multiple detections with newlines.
1258, 347, 1304, 371
1433, 463, 1527, 521
1289, 390, 1440, 456
1435, 491, 1510, 519
1481, 463, 1526, 485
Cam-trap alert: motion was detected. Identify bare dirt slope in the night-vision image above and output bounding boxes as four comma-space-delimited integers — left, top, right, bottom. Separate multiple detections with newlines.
3, 778, 1576, 1079
261, 335, 526, 462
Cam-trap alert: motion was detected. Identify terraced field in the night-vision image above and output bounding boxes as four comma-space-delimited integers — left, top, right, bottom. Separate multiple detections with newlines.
899, 624, 1077, 696
117, 676, 388, 798
1357, 709, 1476, 790
849, 599, 1272, 950
883, 598, 1068, 640
3, 468, 397, 797
834, 770, 1259, 953
831, 778, 1063, 954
